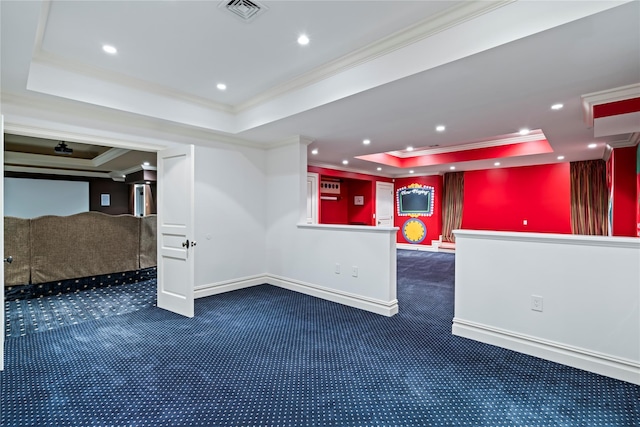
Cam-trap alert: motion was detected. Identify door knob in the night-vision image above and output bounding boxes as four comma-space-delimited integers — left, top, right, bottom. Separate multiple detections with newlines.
4, 256, 13, 264
182, 239, 189, 248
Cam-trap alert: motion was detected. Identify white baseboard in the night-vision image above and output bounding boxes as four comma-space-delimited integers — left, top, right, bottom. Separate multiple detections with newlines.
194, 274, 266, 299
267, 274, 398, 317
452, 318, 640, 385
195, 274, 398, 317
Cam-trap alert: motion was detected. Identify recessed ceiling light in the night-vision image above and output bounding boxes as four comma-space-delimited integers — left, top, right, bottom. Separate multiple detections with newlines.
588, 143, 597, 149
143, 162, 150, 166
122, 175, 126, 178
145, 181, 151, 185
409, 170, 414, 174
363, 139, 371, 145
519, 128, 530, 136
494, 162, 501, 166
406, 146, 414, 152
376, 167, 382, 171
557, 155, 565, 160
297, 34, 310, 45
216, 83, 227, 91
551, 103, 564, 110
449, 166, 456, 170
342, 160, 349, 165
436, 125, 446, 132
311, 148, 318, 155
102, 44, 117, 54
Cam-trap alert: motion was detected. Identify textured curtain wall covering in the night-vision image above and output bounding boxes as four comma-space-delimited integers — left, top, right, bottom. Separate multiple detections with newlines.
4, 217, 31, 286
570, 160, 608, 235
30, 212, 140, 284
139, 215, 157, 269
442, 172, 464, 242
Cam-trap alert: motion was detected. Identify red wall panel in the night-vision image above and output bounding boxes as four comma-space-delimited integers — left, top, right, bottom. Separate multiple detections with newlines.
462, 163, 571, 233
347, 180, 373, 225
612, 146, 638, 237
394, 175, 443, 245
309, 166, 392, 226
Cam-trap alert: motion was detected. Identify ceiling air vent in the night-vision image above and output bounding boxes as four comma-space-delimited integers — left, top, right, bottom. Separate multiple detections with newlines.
220, 0, 268, 22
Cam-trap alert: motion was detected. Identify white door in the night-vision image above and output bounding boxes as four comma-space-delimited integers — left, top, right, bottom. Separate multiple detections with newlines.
375, 181, 394, 226
157, 145, 195, 317
1, 116, 4, 370
306, 172, 319, 224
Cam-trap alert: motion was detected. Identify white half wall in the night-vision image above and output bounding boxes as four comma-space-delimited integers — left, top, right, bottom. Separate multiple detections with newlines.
452, 229, 640, 385
193, 144, 267, 291
265, 140, 398, 316
4, 177, 89, 218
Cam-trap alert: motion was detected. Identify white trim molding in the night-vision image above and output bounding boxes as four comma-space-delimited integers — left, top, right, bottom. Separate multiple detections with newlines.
194, 273, 398, 317
452, 319, 640, 385
194, 274, 267, 299
267, 274, 398, 317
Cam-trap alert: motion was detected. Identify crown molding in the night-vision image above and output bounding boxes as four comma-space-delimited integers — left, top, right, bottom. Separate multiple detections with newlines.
235, 1, 514, 113
307, 161, 395, 179
581, 83, 640, 128
91, 147, 130, 167
386, 130, 546, 158
3, 120, 166, 152
4, 165, 112, 179
1, 92, 267, 151
608, 132, 640, 149
5, 151, 95, 169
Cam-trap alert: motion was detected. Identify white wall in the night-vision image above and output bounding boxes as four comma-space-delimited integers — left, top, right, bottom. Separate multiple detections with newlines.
265, 141, 398, 316
452, 230, 640, 385
4, 177, 89, 218
193, 143, 267, 292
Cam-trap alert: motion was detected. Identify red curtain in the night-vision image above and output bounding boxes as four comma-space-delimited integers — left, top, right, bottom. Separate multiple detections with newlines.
441, 172, 464, 242
570, 160, 608, 235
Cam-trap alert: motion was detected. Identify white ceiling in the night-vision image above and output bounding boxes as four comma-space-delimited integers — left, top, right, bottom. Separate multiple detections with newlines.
1, 0, 639, 178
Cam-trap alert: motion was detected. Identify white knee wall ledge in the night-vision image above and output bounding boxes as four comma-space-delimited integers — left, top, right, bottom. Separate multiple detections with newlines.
452, 229, 640, 385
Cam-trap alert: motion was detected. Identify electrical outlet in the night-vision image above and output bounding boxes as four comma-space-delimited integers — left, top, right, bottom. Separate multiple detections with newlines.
531, 295, 543, 312
523, 219, 528, 226
335, 263, 340, 274
352, 266, 358, 277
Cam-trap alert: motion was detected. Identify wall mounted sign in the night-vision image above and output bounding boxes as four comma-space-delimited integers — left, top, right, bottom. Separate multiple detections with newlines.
100, 194, 111, 207
397, 184, 434, 217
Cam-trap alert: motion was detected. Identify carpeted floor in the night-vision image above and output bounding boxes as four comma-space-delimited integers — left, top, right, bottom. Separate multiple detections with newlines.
4, 279, 156, 338
1, 251, 638, 426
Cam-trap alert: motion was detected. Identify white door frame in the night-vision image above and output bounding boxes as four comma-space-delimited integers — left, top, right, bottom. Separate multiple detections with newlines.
1, 116, 5, 370
0, 122, 193, 371
306, 172, 319, 224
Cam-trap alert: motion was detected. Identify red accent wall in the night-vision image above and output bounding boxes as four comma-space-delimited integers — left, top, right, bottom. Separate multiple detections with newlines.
462, 163, 571, 233
611, 146, 638, 237
394, 175, 442, 245
308, 166, 392, 226
347, 180, 373, 225
637, 145, 640, 237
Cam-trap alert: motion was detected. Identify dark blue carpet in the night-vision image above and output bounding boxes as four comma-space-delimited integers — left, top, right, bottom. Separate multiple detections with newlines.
1, 251, 638, 426
5, 279, 156, 337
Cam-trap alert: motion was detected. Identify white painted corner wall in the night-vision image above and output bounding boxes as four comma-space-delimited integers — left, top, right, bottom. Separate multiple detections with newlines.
452, 229, 640, 385
193, 139, 398, 316
193, 144, 267, 291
